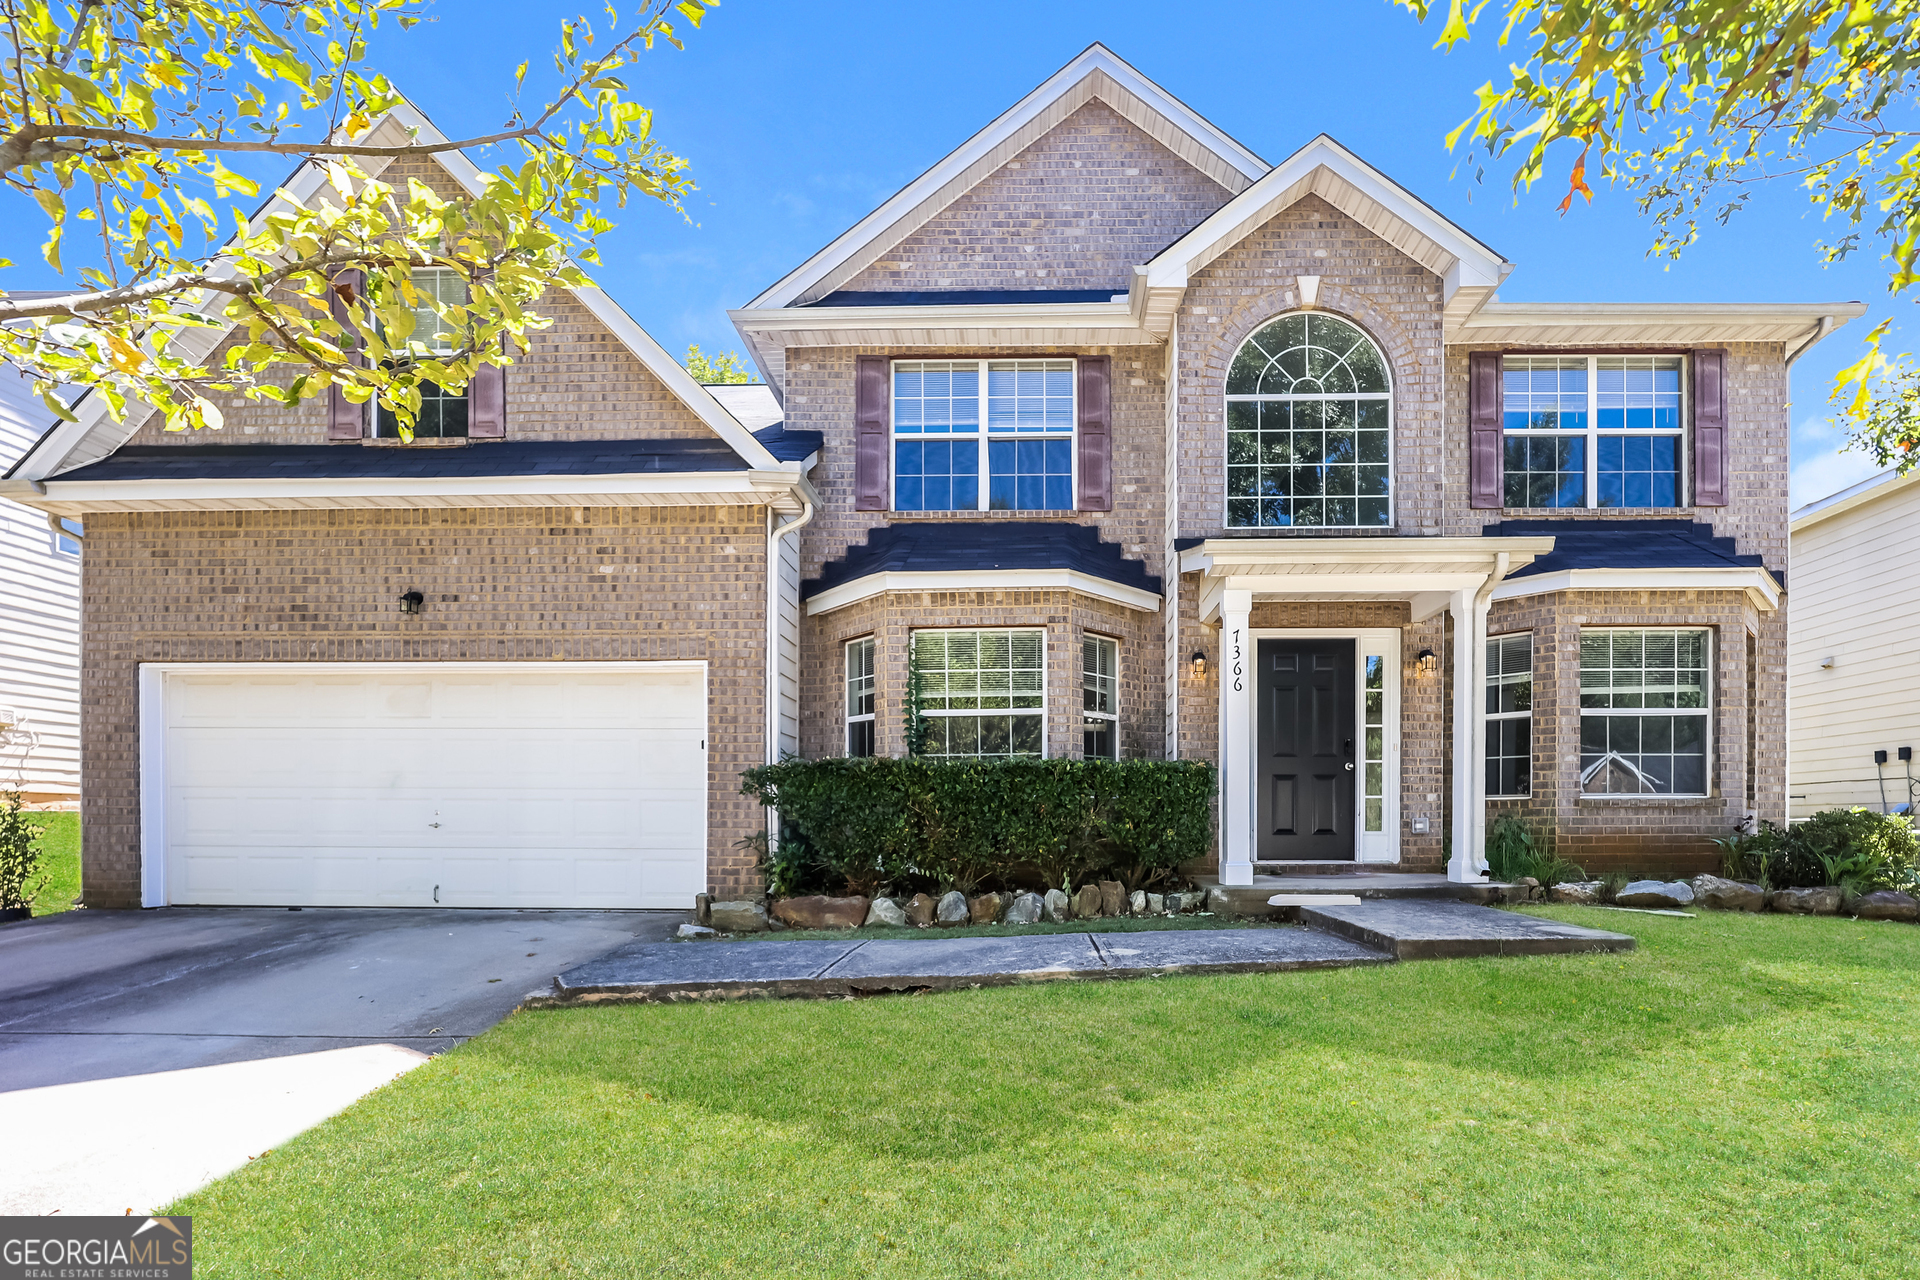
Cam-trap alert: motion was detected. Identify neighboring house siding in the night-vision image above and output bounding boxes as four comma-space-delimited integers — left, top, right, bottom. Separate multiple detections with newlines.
0, 370, 80, 804
78, 504, 771, 908
1789, 479, 1920, 817
839, 101, 1232, 296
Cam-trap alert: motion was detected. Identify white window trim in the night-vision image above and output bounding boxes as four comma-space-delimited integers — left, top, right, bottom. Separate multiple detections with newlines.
845, 636, 875, 757
889, 358, 1077, 513
1486, 631, 1533, 798
1501, 353, 1691, 510
1577, 625, 1713, 797
1082, 632, 1120, 759
1244, 627, 1401, 864
50, 515, 81, 557
910, 626, 1049, 758
1222, 311, 1397, 532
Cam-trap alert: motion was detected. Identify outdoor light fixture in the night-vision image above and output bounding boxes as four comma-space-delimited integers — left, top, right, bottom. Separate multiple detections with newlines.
399, 590, 424, 615
1416, 648, 1438, 674
1191, 651, 1208, 679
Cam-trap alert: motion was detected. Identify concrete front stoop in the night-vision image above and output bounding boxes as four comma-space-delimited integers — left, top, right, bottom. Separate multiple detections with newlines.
1198, 873, 1510, 917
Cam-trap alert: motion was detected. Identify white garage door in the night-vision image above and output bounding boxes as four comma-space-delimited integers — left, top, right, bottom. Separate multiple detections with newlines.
149, 663, 707, 909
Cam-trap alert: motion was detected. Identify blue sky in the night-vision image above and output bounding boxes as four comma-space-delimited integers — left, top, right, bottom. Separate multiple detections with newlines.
8, 0, 1905, 505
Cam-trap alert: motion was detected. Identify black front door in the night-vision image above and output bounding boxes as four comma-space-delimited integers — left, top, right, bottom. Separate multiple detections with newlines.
1257, 639, 1356, 861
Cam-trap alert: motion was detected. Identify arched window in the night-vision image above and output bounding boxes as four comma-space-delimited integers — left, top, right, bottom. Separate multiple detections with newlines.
1225, 312, 1392, 528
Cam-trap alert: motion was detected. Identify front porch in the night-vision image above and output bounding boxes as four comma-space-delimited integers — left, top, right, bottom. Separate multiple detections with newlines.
1179, 534, 1556, 886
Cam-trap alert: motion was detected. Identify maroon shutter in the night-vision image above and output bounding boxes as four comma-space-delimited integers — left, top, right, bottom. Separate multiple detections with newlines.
1468, 350, 1504, 509
854, 355, 890, 511
1692, 348, 1727, 507
468, 340, 506, 438
1076, 355, 1111, 511
326, 269, 366, 440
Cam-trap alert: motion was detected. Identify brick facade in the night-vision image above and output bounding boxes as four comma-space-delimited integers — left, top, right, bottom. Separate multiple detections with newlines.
78, 505, 772, 907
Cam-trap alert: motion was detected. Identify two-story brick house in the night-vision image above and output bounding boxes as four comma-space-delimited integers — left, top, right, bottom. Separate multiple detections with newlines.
731, 44, 1860, 887
0, 47, 1863, 910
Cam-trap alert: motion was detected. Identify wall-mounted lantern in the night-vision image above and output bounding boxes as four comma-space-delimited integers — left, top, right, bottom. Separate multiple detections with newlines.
1191, 650, 1208, 679
1415, 648, 1438, 675
399, 590, 425, 615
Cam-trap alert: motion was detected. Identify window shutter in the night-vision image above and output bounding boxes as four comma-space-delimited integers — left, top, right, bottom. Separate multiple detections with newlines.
1468, 350, 1503, 509
326, 269, 366, 440
468, 340, 507, 438
1691, 348, 1727, 506
1076, 355, 1112, 511
854, 355, 890, 511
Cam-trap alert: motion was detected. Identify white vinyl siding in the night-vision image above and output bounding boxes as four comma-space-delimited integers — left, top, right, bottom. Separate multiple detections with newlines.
0, 369, 80, 801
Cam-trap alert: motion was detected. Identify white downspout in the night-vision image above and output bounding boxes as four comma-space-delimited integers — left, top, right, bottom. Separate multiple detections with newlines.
766, 494, 814, 767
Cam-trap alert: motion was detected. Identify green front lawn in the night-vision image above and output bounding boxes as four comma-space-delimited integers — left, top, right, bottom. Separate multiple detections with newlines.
29, 810, 79, 916
174, 910, 1920, 1278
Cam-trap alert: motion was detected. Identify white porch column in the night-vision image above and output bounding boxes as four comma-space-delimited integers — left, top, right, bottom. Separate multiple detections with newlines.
1467, 581, 1495, 877
1447, 588, 1478, 882
1219, 588, 1254, 886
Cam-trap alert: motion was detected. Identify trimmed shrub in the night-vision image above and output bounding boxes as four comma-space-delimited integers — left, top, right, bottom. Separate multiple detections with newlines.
741, 758, 1216, 897
1715, 809, 1919, 889
0, 790, 48, 912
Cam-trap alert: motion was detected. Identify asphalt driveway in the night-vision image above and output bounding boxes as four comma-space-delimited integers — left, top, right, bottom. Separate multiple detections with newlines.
0, 906, 680, 1091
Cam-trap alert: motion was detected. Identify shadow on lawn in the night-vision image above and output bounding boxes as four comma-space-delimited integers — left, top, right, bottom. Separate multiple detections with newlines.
484, 910, 1903, 1164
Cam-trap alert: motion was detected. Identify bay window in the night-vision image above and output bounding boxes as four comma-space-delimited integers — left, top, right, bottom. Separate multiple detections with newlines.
1580, 628, 1710, 795
1486, 634, 1533, 797
845, 637, 876, 757
1082, 635, 1118, 759
911, 629, 1046, 759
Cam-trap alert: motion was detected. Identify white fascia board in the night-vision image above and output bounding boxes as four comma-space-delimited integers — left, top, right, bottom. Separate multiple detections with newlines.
1491, 566, 1781, 612
1179, 535, 1556, 575
1791, 467, 1917, 532
744, 43, 1267, 312
1452, 300, 1868, 345
1145, 136, 1507, 296
805, 569, 1162, 617
733, 297, 1136, 335
16, 469, 806, 510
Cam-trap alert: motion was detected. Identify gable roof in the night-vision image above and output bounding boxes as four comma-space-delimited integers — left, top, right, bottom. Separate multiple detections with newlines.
1142, 133, 1510, 328
3, 98, 782, 482
743, 44, 1267, 316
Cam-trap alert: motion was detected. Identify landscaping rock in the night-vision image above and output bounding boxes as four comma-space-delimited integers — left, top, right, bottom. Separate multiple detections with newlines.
1850, 889, 1919, 922
1504, 876, 1540, 903
904, 893, 938, 927
708, 900, 769, 933
1099, 880, 1126, 916
1042, 888, 1071, 923
694, 893, 712, 926
1690, 874, 1766, 912
1128, 890, 1147, 916
676, 923, 718, 940
771, 895, 870, 930
1549, 881, 1603, 904
865, 897, 907, 928
1004, 892, 1043, 925
968, 892, 1004, 924
935, 891, 969, 927
1167, 890, 1201, 914
1146, 893, 1164, 915
1073, 884, 1104, 919
1615, 879, 1696, 909
1769, 885, 1842, 915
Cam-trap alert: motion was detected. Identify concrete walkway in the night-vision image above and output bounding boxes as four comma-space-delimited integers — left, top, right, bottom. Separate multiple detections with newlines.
542, 925, 1390, 1004
538, 902, 1636, 1005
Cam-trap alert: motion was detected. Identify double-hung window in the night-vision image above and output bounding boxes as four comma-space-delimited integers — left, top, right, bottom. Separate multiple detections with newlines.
1502, 355, 1686, 508
1082, 635, 1118, 759
1580, 628, 1710, 795
375, 268, 470, 439
893, 360, 1075, 512
1485, 634, 1533, 797
911, 629, 1045, 758
845, 637, 876, 757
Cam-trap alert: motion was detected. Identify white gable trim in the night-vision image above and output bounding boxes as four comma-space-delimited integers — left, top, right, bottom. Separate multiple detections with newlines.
7, 98, 781, 480
1491, 566, 1780, 613
1143, 135, 1509, 316
742, 44, 1267, 315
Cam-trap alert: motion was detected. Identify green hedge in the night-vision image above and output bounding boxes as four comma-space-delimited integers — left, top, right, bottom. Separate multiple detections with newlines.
740, 758, 1216, 897
1717, 808, 1920, 890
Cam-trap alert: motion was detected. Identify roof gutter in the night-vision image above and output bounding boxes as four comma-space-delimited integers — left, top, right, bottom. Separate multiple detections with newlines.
766, 493, 816, 768
1785, 313, 1837, 367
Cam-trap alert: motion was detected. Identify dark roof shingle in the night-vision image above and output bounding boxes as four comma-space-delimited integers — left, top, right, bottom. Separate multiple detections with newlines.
804, 521, 1161, 599
54, 439, 755, 482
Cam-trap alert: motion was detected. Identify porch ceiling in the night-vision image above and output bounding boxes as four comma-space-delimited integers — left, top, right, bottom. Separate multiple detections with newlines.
1180, 535, 1556, 623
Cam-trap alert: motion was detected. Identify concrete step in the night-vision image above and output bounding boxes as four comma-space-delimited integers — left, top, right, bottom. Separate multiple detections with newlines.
1297, 900, 1635, 960
1199, 875, 1510, 918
